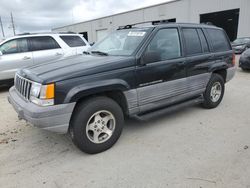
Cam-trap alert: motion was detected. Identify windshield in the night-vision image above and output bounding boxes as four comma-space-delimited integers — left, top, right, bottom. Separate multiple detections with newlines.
233, 38, 250, 45
90, 29, 150, 56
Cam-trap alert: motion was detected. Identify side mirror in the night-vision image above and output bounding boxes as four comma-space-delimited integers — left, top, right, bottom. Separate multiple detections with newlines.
0, 51, 2, 56
142, 51, 161, 64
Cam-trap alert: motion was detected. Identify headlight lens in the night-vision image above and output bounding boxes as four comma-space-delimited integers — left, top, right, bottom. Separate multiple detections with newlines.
30, 82, 41, 98
30, 83, 55, 106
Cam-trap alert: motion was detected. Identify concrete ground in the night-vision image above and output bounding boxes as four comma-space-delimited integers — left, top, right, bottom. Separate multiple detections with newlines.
0, 56, 250, 188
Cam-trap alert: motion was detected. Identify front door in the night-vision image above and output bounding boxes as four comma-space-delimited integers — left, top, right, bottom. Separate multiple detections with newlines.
136, 28, 187, 113
0, 38, 33, 80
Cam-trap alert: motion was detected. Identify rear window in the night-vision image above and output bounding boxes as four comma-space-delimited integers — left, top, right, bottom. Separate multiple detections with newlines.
60, 35, 86, 47
206, 29, 231, 52
30, 36, 60, 51
183, 28, 202, 56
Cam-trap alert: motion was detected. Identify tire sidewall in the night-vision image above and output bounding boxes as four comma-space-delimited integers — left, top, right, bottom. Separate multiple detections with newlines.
203, 74, 225, 109
70, 97, 124, 154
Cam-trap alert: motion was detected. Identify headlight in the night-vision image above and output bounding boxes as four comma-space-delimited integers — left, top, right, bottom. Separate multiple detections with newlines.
30, 82, 41, 98
30, 83, 55, 106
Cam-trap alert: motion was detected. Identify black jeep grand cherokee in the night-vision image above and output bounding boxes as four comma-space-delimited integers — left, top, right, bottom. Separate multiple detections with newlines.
8, 23, 236, 154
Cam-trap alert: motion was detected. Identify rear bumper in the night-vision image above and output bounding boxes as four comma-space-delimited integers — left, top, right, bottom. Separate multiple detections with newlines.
226, 66, 237, 82
8, 87, 75, 134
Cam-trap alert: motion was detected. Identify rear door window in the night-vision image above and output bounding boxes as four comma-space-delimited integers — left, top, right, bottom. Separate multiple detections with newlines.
197, 29, 209, 53
206, 28, 231, 52
29, 36, 61, 51
182, 28, 202, 56
60, 35, 86, 47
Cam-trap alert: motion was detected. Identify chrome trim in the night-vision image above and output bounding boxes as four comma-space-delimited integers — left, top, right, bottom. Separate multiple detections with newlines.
14, 74, 36, 100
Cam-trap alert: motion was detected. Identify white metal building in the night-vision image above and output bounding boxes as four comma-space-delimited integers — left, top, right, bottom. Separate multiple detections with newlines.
52, 0, 250, 43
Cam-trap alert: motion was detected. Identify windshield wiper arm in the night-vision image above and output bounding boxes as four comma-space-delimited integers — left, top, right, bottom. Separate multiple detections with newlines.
83, 51, 90, 55
91, 50, 109, 56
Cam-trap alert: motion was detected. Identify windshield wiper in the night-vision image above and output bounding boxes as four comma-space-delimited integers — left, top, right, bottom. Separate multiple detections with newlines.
91, 50, 109, 56
83, 51, 90, 55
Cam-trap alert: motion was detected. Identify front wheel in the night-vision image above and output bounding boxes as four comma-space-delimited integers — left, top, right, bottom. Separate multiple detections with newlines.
70, 97, 124, 154
202, 74, 225, 109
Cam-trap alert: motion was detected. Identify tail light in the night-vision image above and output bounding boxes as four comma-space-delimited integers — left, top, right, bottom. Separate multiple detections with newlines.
232, 53, 236, 66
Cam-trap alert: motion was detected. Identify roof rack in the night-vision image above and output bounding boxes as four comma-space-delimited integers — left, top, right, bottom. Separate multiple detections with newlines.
117, 25, 133, 30
201, 22, 214, 25
16, 31, 76, 36
117, 20, 174, 30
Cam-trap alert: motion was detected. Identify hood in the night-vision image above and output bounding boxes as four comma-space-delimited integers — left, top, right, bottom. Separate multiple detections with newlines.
17, 54, 135, 84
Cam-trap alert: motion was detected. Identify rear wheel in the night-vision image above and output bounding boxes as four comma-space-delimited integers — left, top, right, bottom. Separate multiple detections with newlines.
202, 74, 225, 109
70, 96, 124, 154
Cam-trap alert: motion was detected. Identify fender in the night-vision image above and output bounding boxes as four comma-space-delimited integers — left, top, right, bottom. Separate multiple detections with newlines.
208, 61, 228, 73
64, 79, 130, 103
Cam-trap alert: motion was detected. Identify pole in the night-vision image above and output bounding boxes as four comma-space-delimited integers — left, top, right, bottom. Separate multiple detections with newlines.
10, 12, 15, 36
0, 16, 5, 38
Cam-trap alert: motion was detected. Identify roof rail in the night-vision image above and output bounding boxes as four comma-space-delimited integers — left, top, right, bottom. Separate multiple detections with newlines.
201, 22, 214, 25
16, 31, 77, 36
117, 25, 133, 30
117, 20, 174, 30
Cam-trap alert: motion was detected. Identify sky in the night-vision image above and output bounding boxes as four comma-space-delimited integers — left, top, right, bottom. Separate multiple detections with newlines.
0, 0, 171, 38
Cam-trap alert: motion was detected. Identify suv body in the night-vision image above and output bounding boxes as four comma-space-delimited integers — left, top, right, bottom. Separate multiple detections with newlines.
8, 23, 236, 154
0, 33, 90, 84
231, 37, 250, 54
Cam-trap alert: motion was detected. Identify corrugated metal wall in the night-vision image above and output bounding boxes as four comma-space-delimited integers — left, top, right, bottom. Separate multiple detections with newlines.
53, 0, 250, 43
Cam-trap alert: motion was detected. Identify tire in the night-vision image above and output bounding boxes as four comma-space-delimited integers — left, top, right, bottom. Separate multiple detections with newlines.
70, 96, 124, 154
202, 74, 225, 109
241, 67, 248, 71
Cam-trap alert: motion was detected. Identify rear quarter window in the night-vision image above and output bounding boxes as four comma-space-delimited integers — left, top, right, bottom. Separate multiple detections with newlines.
29, 36, 61, 51
206, 28, 231, 52
60, 35, 86, 47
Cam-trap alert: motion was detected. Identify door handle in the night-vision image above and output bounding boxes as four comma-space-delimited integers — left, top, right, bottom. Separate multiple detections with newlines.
55, 52, 62, 56
22, 56, 31, 60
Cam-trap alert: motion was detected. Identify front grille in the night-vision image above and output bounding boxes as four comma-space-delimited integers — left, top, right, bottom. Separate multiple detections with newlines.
15, 74, 32, 100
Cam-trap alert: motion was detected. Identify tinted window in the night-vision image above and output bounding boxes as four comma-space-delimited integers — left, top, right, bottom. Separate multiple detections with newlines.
145, 28, 181, 62
183, 28, 202, 56
197, 29, 209, 53
0, 38, 28, 54
30, 36, 60, 51
206, 29, 231, 52
60, 35, 86, 47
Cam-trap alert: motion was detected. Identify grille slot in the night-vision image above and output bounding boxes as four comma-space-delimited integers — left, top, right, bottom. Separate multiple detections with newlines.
15, 74, 32, 100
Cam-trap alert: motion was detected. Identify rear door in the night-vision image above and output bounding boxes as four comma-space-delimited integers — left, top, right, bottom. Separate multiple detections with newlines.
29, 36, 64, 64
182, 27, 213, 95
136, 27, 187, 112
0, 38, 33, 80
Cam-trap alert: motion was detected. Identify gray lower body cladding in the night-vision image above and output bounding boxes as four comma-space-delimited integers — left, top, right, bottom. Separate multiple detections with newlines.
8, 87, 75, 134
124, 73, 212, 115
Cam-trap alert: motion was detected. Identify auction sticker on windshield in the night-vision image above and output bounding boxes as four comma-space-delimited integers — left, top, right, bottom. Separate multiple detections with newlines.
127, 31, 146, 37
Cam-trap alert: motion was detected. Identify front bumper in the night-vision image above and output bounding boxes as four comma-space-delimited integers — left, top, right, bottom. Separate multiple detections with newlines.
8, 87, 75, 134
226, 66, 237, 82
